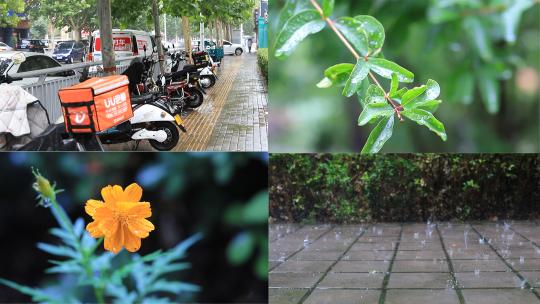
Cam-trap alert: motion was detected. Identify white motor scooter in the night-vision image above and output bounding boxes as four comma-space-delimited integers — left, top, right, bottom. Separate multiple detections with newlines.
57, 93, 186, 151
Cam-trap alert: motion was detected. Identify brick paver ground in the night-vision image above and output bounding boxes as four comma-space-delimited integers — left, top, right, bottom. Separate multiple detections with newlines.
106, 52, 268, 151
269, 222, 540, 304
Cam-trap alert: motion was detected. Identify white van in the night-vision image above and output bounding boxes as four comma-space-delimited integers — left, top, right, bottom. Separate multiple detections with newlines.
88, 29, 156, 62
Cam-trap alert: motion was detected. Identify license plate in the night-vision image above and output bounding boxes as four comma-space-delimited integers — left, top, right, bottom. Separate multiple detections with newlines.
174, 114, 184, 126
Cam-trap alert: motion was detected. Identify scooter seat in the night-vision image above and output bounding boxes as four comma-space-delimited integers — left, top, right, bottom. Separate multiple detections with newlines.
130, 93, 155, 104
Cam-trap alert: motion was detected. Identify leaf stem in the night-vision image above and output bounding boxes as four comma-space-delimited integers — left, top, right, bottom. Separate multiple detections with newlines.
309, 0, 404, 121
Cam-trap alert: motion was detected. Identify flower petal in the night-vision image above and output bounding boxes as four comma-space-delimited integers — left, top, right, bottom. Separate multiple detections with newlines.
104, 224, 124, 253
127, 218, 155, 238
86, 221, 104, 238
122, 183, 143, 202
128, 202, 152, 218
93, 206, 113, 220
123, 227, 141, 252
100, 218, 119, 237
101, 185, 124, 204
85, 199, 104, 217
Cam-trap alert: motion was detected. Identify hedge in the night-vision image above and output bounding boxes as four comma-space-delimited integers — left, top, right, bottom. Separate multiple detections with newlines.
257, 48, 268, 82
269, 154, 540, 223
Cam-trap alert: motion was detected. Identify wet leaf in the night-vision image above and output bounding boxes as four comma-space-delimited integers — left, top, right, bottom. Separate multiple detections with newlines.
227, 232, 255, 265
354, 15, 385, 51
389, 73, 398, 96
464, 17, 492, 61
320, 63, 354, 88
361, 115, 394, 153
402, 109, 447, 141
335, 17, 369, 56
275, 10, 326, 59
401, 85, 427, 106
369, 58, 414, 82
502, 0, 534, 44
322, 0, 334, 17
343, 59, 370, 97
477, 71, 500, 114
358, 102, 393, 126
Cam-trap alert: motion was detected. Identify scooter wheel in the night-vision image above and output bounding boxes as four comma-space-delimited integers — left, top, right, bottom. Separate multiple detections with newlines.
149, 121, 179, 151
200, 75, 216, 88
185, 88, 204, 108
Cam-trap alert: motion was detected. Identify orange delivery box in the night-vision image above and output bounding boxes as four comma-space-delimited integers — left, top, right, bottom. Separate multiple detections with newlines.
58, 75, 133, 133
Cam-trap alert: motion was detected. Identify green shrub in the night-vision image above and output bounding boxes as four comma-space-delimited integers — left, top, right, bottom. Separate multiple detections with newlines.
257, 48, 268, 81
269, 154, 540, 223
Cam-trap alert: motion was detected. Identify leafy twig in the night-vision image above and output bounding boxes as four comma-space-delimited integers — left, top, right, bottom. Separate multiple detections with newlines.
309, 0, 404, 121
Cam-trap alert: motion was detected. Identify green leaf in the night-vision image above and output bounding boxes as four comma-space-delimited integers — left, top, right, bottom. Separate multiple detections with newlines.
227, 232, 255, 265
454, 73, 474, 105
275, 10, 326, 59
477, 71, 500, 114
46, 261, 83, 274
502, 0, 534, 44
277, 0, 312, 29
401, 85, 427, 106
356, 79, 371, 107
322, 0, 334, 17
354, 15, 385, 51
391, 87, 408, 99
389, 73, 398, 96
0, 278, 58, 303
320, 63, 354, 88
365, 84, 386, 103
343, 59, 370, 97
402, 109, 447, 141
369, 58, 414, 83
358, 102, 393, 126
464, 17, 493, 61
418, 79, 441, 103
254, 251, 268, 280
147, 280, 201, 294
37, 243, 79, 259
316, 77, 332, 88
413, 100, 442, 113
361, 115, 394, 154
335, 17, 369, 56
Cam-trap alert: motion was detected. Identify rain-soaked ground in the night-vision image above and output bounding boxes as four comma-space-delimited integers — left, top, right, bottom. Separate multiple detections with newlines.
269, 222, 540, 304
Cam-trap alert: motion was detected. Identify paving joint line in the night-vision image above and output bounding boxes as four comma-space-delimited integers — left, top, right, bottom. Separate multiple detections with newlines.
470, 224, 540, 300
436, 223, 466, 304
270, 225, 335, 272
298, 225, 371, 304
378, 224, 403, 304
508, 226, 540, 250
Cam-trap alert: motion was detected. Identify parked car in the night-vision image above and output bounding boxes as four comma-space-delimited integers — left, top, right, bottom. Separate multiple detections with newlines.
222, 40, 244, 56
88, 29, 155, 62
52, 41, 86, 64
0, 42, 13, 52
0, 51, 76, 85
16, 39, 46, 53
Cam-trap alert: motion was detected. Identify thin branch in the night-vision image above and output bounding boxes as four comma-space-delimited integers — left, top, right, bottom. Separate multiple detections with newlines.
309, 0, 404, 121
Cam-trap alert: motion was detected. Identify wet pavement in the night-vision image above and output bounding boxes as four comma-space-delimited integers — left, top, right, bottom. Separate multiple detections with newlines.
174, 52, 268, 151
107, 52, 268, 151
269, 222, 540, 304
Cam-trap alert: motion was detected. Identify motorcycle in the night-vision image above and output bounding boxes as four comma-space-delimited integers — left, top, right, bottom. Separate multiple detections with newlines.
91, 59, 188, 151
170, 51, 218, 89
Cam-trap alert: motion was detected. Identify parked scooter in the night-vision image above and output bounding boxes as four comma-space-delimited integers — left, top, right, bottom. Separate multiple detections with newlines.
88, 60, 187, 151
170, 51, 218, 89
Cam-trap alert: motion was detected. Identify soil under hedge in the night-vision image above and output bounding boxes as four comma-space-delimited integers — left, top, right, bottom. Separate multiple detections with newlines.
269, 154, 540, 223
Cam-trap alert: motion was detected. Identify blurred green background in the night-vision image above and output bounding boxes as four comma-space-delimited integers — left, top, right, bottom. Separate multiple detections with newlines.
0, 153, 268, 303
269, 0, 540, 152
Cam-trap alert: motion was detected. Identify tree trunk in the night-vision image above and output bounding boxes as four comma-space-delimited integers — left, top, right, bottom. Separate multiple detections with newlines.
151, 0, 165, 75
72, 27, 82, 42
181, 16, 192, 64
98, 0, 115, 75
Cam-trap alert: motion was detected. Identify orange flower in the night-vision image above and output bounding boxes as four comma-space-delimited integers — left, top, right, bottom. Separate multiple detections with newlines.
85, 183, 155, 253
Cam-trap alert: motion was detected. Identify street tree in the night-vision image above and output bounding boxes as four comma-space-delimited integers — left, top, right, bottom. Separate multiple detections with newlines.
33, 0, 97, 41
0, 0, 25, 27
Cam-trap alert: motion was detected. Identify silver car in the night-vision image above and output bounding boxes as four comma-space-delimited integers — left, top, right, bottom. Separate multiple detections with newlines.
0, 51, 75, 85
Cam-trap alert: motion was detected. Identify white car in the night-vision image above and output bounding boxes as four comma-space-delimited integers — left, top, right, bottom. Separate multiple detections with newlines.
0, 42, 13, 52
0, 51, 76, 85
222, 40, 244, 56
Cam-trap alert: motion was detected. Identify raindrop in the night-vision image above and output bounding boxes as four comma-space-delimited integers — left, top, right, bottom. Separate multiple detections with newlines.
414, 232, 419, 239
520, 256, 525, 264
474, 268, 480, 277
479, 238, 485, 245
303, 237, 309, 247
